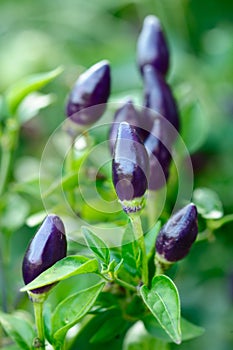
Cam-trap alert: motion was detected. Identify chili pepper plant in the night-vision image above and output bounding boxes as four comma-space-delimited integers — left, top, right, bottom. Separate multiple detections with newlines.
0, 14, 231, 350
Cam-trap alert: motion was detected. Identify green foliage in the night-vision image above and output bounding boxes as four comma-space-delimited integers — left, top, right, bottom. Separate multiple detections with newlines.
20, 256, 99, 292
51, 282, 105, 344
5, 67, 63, 115
0, 311, 36, 350
144, 315, 204, 342
82, 227, 110, 265
0, 1, 233, 349
193, 187, 224, 219
140, 275, 181, 344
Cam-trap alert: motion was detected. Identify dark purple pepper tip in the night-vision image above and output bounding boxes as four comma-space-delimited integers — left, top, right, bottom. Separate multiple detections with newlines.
143, 65, 180, 135
112, 122, 149, 212
137, 15, 170, 76
22, 214, 67, 294
109, 100, 143, 154
156, 203, 198, 262
66, 60, 111, 125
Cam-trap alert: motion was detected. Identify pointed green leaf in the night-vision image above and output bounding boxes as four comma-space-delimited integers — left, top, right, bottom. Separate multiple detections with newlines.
122, 225, 140, 276
18, 92, 55, 124
144, 314, 204, 342
5, 66, 63, 114
193, 187, 223, 219
140, 275, 181, 344
0, 311, 36, 350
82, 227, 110, 264
52, 282, 105, 343
20, 256, 99, 292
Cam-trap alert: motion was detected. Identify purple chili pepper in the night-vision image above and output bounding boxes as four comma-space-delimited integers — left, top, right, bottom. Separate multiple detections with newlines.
144, 118, 172, 190
143, 65, 180, 136
156, 203, 198, 262
112, 122, 149, 213
137, 15, 170, 76
109, 100, 147, 154
22, 214, 67, 294
66, 60, 110, 125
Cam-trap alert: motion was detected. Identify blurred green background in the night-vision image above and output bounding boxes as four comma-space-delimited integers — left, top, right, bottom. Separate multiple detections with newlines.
0, 0, 233, 349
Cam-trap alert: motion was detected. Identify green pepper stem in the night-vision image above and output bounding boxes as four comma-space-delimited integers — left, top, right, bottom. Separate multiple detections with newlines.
33, 301, 45, 350
114, 277, 137, 292
99, 273, 137, 292
130, 214, 148, 286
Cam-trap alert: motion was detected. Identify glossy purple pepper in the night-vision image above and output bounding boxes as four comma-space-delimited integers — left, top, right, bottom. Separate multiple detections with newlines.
109, 100, 144, 154
143, 65, 180, 136
22, 214, 67, 294
156, 203, 198, 262
66, 60, 110, 125
144, 119, 172, 190
112, 122, 149, 213
137, 15, 170, 76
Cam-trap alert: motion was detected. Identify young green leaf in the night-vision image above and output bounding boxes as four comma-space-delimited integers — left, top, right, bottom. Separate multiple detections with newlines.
0, 312, 36, 350
140, 275, 181, 344
20, 256, 99, 292
193, 187, 223, 219
18, 92, 55, 124
144, 314, 204, 342
52, 282, 105, 343
5, 66, 63, 115
122, 225, 140, 276
82, 227, 110, 265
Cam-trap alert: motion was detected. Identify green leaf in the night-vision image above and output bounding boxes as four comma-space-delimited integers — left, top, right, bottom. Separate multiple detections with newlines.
5, 66, 63, 114
42, 172, 78, 198
70, 309, 128, 350
144, 221, 161, 257
144, 315, 204, 342
90, 316, 126, 343
180, 98, 208, 154
18, 92, 55, 124
122, 225, 140, 277
0, 311, 36, 350
140, 275, 181, 344
52, 282, 105, 343
0, 193, 30, 232
123, 321, 169, 350
82, 227, 110, 265
20, 256, 99, 292
193, 187, 223, 219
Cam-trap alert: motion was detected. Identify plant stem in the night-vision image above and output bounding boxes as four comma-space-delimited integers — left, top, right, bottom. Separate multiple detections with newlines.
114, 277, 137, 292
100, 273, 137, 292
0, 148, 11, 197
33, 301, 45, 350
130, 214, 148, 286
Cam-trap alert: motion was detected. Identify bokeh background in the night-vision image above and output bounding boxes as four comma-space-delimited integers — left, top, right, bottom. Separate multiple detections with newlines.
0, 0, 233, 349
